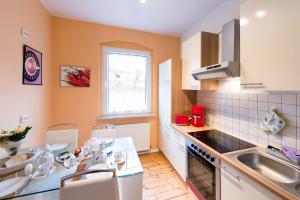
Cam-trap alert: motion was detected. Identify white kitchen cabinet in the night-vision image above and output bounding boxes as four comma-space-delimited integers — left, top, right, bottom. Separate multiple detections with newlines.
159, 59, 187, 181
181, 33, 201, 90
171, 129, 187, 180
240, 0, 300, 91
221, 161, 281, 200
181, 32, 219, 90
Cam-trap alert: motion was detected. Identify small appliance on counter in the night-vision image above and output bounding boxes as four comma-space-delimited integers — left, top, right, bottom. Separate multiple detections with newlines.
174, 114, 190, 126
191, 105, 205, 127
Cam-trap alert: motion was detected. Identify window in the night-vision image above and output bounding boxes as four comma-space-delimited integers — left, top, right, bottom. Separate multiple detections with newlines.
102, 47, 151, 116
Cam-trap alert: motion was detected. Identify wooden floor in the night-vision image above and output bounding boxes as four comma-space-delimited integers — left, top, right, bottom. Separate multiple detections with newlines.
139, 152, 192, 200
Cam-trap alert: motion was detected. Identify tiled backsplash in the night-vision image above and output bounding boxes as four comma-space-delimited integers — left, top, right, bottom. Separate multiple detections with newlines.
197, 91, 300, 152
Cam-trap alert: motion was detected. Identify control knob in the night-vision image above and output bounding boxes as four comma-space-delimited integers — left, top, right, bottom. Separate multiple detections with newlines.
198, 149, 202, 153
202, 151, 206, 156
210, 157, 215, 162
191, 144, 194, 148
206, 154, 210, 159
194, 146, 198, 150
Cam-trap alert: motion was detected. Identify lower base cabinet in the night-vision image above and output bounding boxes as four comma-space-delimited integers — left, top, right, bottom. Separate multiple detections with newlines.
159, 127, 187, 181
221, 161, 282, 200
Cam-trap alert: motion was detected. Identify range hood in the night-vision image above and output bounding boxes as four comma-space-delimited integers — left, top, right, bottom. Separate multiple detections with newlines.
192, 19, 240, 80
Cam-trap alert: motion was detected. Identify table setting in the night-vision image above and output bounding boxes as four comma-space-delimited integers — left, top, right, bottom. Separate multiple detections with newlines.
0, 128, 127, 200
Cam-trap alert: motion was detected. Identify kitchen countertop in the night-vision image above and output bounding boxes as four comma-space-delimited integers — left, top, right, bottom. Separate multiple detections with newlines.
171, 124, 297, 200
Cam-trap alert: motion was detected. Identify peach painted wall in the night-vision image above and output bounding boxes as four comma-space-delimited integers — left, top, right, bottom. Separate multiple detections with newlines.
0, 0, 53, 147
52, 17, 181, 148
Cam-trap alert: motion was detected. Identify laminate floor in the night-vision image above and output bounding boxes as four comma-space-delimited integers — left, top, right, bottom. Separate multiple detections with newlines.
139, 152, 192, 200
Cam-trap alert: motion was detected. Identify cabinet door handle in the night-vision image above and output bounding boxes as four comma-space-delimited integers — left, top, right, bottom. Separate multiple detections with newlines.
222, 166, 240, 182
240, 83, 264, 88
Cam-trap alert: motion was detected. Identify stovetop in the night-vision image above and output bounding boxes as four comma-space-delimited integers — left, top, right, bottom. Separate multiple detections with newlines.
188, 129, 256, 154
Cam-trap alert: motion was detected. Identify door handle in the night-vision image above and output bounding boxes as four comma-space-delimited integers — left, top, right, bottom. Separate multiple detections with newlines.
222, 166, 240, 182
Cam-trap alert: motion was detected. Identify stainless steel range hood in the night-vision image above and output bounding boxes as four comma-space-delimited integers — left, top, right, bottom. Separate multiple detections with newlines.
192, 19, 240, 80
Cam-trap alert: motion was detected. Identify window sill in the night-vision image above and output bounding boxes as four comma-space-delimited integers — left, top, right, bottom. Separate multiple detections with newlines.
98, 113, 156, 120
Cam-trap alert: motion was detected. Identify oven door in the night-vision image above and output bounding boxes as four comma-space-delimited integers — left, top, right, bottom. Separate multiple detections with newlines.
187, 146, 217, 200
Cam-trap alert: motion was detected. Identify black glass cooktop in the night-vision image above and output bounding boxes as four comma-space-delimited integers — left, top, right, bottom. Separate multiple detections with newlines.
188, 130, 256, 154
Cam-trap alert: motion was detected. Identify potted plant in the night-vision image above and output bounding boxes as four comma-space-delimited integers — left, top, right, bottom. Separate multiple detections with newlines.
0, 126, 32, 156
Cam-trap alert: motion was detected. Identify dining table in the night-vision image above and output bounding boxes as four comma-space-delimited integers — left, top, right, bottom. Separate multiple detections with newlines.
0, 137, 144, 200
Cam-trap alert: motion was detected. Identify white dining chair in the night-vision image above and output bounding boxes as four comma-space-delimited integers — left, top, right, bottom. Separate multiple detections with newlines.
91, 124, 117, 139
45, 123, 78, 151
60, 169, 120, 200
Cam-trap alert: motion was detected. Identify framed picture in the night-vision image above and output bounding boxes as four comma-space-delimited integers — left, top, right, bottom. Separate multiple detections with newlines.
60, 66, 90, 87
22, 45, 42, 85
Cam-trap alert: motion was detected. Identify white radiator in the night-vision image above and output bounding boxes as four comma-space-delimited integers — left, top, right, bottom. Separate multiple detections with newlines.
116, 123, 150, 152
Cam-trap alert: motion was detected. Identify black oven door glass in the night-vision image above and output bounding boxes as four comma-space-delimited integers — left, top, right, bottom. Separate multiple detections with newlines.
188, 147, 215, 200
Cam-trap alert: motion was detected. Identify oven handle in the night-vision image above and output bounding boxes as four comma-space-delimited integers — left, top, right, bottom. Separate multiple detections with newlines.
221, 166, 240, 182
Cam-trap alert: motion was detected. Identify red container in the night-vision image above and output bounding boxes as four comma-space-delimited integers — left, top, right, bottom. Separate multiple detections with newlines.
191, 105, 205, 127
174, 114, 190, 126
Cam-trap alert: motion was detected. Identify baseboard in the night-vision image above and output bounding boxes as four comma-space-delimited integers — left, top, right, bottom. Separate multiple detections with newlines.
138, 148, 160, 155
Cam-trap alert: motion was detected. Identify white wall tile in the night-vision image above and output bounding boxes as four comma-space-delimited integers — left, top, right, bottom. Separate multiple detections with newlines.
297, 94, 300, 105
239, 93, 249, 100
258, 102, 269, 112
269, 103, 281, 112
249, 126, 258, 137
258, 111, 268, 120
282, 93, 297, 105
249, 109, 257, 119
282, 126, 297, 138
269, 134, 282, 144
232, 99, 239, 107
258, 93, 269, 102
232, 92, 240, 100
258, 129, 268, 140
286, 115, 297, 127
248, 101, 258, 110
269, 93, 282, 103
282, 136, 296, 149
239, 123, 249, 133
248, 93, 258, 101
249, 118, 258, 128
282, 104, 297, 116
239, 108, 249, 117
297, 106, 300, 116
258, 137, 268, 147
239, 100, 248, 108
226, 99, 233, 107
249, 135, 258, 144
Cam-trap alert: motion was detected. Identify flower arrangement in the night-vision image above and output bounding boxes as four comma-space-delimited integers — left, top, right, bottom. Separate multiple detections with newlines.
0, 126, 32, 155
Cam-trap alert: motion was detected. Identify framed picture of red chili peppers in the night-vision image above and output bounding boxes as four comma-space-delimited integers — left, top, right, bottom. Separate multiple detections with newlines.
22, 45, 42, 85
60, 66, 90, 87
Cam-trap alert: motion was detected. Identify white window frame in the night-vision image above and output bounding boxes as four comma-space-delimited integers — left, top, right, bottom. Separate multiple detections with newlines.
102, 46, 151, 117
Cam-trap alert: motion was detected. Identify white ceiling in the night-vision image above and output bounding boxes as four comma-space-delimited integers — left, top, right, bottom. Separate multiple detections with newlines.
41, 0, 226, 36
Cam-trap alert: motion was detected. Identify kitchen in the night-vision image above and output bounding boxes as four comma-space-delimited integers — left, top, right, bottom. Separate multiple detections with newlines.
1, 0, 300, 199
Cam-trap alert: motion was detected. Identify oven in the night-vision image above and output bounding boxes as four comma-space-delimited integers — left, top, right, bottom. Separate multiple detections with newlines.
186, 140, 220, 200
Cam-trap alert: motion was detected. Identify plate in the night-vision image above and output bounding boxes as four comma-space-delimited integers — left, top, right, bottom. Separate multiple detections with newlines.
0, 177, 29, 198
5, 153, 35, 168
49, 143, 68, 152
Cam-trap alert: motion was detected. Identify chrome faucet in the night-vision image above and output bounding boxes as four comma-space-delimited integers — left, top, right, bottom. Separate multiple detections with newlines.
266, 145, 300, 167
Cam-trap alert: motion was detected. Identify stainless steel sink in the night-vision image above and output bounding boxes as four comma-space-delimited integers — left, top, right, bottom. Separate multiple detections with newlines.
227, 149, 300, 198
237, 152, 300, 184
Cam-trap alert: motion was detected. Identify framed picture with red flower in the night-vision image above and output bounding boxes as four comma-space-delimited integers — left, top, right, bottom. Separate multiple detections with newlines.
22, 45, 42, 85
60, 66, 90, 87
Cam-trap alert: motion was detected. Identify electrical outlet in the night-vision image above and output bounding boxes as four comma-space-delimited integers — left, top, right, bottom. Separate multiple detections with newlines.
20, 115, 29, 125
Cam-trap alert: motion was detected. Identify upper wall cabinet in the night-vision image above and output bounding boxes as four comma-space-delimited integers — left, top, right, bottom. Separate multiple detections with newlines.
240, 0, 300, 91
181, 32, 218, 90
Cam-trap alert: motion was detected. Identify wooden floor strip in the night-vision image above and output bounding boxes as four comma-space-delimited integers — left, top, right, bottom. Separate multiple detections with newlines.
139, 152, 192, 200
